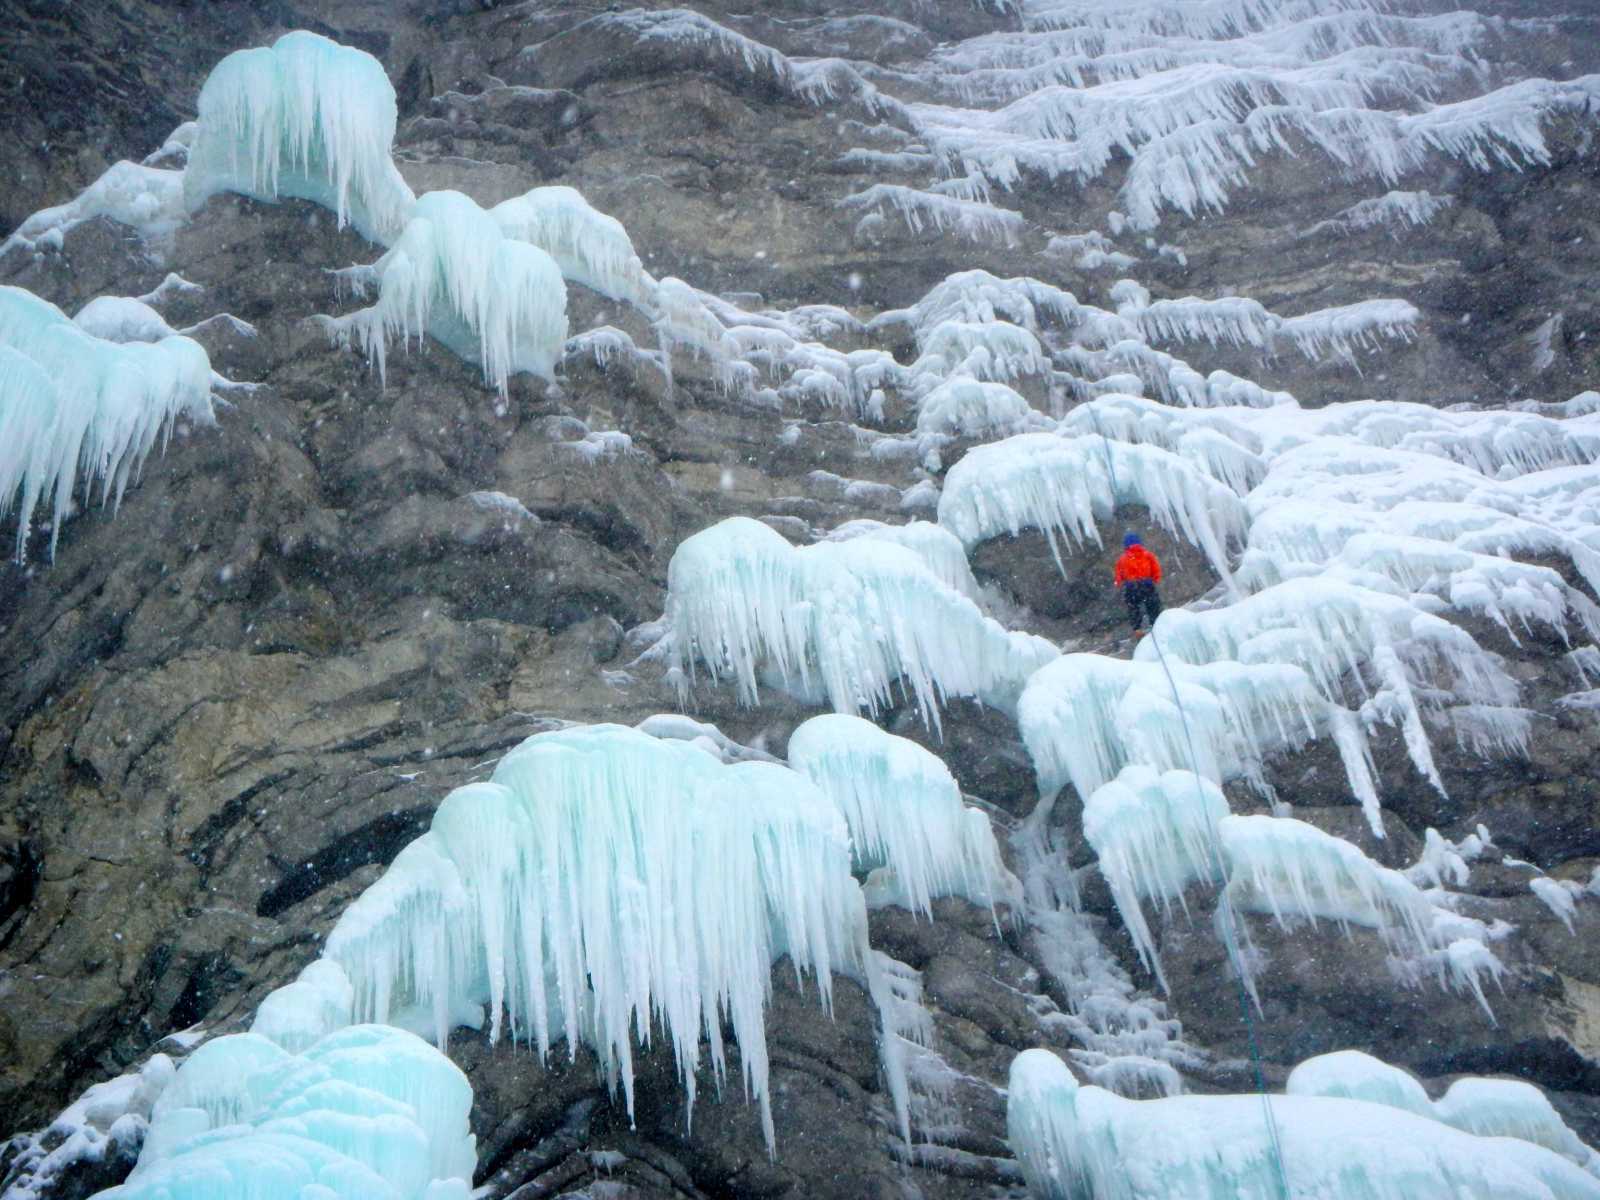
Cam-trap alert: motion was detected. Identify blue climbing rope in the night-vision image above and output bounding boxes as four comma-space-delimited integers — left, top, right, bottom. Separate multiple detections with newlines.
1087, 402, 1293, 1198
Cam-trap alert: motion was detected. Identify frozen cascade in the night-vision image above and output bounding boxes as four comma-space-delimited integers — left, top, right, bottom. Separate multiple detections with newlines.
1080, 767, 1228, 987
491, 186, 657, 309
1136, 575, 1524, 812
102, 1025, 476, 1200
0, 285, 215, 561
1017, 653, 1380, 826
820, 518, 986, 602
937, 432, 1247, 584
787, 713, 1017, 916
915, 377, 1046, 443
913, 320, 1050, 384
1219, 814, 1503, 1016
1010, 814, 1195, 1098
839, 184, 1026, 246
1006, 1048, 1600, 1200
1112, 287, 1419, 363
1058, 394, 1268, 494
1302, 190, 1455, 238
183, 31, 416, 243
1058, 342, 1296, 409
1023, 0, 1410, 41
252, 724, 913, 1152
1289, 1051, 1600, 1172
1080, 772, 1501, 1005
318, 190, 569, 393
664, 516, 1057, 728
891, 269, 1085, 343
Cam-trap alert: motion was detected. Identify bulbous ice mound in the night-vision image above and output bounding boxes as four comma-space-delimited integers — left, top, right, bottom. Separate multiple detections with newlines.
1006, 1048, 1600, 1200
103, 1025, 475, 1200
183, 30, 417, 243
1290, 1051, 1600, 1173
0, 285, 214, 562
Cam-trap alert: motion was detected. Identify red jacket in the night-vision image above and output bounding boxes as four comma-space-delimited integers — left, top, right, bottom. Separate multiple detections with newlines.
1113, 544, 1162, 586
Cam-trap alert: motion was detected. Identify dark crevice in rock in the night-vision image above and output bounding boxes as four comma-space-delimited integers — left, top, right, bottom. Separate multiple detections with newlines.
1416, 1036, 1600, 1097
0, 840, 41, 954
256, 804, 435, 918
166, 951, 243, 1033
185, 769, 298, 876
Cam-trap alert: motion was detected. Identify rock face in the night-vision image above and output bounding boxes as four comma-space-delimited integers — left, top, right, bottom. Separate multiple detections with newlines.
3, 0, 1600, 1196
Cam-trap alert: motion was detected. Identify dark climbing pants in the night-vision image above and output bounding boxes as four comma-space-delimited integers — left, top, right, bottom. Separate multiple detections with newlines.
1123, 579, 1162, 631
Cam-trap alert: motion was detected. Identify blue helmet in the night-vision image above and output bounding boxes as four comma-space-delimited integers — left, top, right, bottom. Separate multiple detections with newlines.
1123, 532, 1141, 548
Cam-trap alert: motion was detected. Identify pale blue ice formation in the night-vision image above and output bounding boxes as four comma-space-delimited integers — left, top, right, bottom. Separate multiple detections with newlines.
184, 31, 417, 243
1289, 1050, 1600, 1174
1079, 766, 1228, 986
937, 431, 1247, 584
1135, 575, 1524, 811
491, 186, 657, 309
1007, 1048, 1600, 1200
1285, 1049, 1435, 1117
103, 1025, 475, 1200
320, 190, 569, 393
2, 162, 185, 253
788, 713, 1017, 916
1080, 769, 1502, 1007
820, 518, 986, 602
664, 516, 1057, 728
1017, 653, 1377, 824
281, 723, 911, 1149
0, 285, 214, 561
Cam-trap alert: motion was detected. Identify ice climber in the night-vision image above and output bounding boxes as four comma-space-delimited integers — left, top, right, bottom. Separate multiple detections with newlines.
1113, 532, 1162, 639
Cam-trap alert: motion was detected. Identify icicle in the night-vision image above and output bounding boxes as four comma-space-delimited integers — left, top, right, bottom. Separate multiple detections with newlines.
1018, 653, 1343, 821
1082, 766, 1229, 986
492, 186, 657, 308
937, 431, 1246, 584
